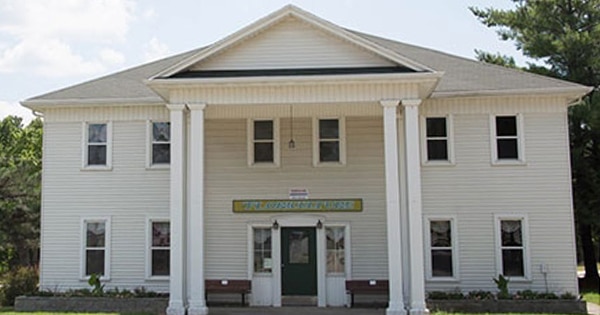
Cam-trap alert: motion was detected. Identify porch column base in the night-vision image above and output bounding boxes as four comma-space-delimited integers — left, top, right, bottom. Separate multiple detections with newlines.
386, 303, 407, 315
188, 304, 209, 315
409, 306, 430, 315
166, 301, 186, 315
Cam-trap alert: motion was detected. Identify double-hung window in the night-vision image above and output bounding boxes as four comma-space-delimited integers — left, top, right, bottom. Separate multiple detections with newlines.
422, 116, 454, 164
491, 115, 524, 163
248, 119, 279, 166
253, 227, 272, 273
426, 217, 457, 280
495, 215, 529, 279
82, 218, 110, 278
313, 118, 346, 166
149, 122, 170, 167
149, 220, 170, 277
84, 122, 112, 169
326, 226, 346, 274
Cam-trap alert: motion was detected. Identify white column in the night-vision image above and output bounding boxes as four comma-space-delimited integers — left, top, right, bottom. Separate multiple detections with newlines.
402, 99, 429, 315
187, 103, 208, 315
166, 104, 187, 315
380, 99, 406, 315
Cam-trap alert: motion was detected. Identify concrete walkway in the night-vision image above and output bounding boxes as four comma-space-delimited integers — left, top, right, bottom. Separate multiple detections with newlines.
588, 302, 600, 315
208, 307, 385, 315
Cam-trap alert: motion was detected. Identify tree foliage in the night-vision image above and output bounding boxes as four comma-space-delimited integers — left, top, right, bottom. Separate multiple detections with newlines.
0, 116, 42, 271
471, 0, 600, 288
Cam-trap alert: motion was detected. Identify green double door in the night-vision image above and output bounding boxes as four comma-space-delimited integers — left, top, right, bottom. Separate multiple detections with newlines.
281, 227, 317, 296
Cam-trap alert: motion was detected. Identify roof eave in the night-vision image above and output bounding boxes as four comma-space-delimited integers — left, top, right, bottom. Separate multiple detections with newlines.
21, 96, 166, 111
431, 86, 593, 103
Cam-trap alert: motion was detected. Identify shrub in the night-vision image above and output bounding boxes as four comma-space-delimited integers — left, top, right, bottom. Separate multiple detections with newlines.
0, 266, 38, 306
467, 290, 495, 300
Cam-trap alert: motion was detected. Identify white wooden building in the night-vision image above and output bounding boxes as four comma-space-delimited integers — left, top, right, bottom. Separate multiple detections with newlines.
22, 5, 591, 315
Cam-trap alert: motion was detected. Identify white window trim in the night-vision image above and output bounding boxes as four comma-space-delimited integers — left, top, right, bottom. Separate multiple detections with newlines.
146, 217, 170, 280
424, 215, 459, 282
146, 121, 170, 170
324, 223, 351, 277
80, 216, 111, 281
247, 118, 280, 167
494, 214, 531, 281
490, 114, 526, 165
420, 115, 455, 166
312, 117, 346, 167
247, 224, 274, 277
81, 121, 113, 171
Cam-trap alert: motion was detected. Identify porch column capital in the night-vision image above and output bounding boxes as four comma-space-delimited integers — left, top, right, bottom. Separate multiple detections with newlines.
401, 99, 422, 108
187, 103, 207, 111
380, 99, 401, 108
166, 103, 187, 111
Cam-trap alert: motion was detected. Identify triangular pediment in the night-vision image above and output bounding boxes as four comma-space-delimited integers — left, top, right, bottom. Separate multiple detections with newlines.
191, 15, 396, 71
155, 5, 429, 79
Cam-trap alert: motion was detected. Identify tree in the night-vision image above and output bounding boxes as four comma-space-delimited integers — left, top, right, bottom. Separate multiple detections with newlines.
0, 116, 42, 271
471, 0, 600, 289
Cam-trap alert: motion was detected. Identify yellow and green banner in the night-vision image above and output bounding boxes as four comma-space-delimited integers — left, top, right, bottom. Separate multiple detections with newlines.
233, 199, 363, 213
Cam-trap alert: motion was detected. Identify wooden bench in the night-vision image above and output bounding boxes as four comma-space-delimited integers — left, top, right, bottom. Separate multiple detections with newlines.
205, 279, 251, 306
345, 280, 389, 307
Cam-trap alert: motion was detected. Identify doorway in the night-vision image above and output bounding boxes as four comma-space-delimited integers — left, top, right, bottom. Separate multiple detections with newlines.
281, 227, 317, 296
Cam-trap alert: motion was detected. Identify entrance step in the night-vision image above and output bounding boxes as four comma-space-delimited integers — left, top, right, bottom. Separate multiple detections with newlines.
281, 295, 318, 306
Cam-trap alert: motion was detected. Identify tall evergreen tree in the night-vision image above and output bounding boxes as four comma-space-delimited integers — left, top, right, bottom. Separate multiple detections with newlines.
471, 0, 600, 288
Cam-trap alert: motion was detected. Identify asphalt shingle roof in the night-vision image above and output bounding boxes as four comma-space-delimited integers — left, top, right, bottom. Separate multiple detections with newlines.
25, 30, 586, 104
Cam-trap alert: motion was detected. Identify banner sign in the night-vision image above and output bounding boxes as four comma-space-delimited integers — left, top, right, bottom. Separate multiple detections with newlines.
232, 199, 363, 213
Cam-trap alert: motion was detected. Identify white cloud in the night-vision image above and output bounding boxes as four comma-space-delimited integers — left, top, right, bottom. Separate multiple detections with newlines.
0, 100, 35, 124
144, 37, 170, 62
0, 0, 135, 78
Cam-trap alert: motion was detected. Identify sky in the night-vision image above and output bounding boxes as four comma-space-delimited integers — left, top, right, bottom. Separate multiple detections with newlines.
0, 0, 529, 124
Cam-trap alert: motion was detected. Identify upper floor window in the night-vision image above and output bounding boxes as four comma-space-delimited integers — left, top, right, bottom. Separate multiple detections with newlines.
148, 121, 170, 167
149, 220, 170, 277
83, 122, 112, 169
313, 118, 346, 166
81, 217, 110, 279
491, 115, 525, 164
421, 116, 454, 165
248, 119, 280, 166
495, 215, 529, 279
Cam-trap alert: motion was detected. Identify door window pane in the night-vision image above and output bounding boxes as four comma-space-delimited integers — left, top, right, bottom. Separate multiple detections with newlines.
253, 228, 272, 273
288, 230, 309, 264
326, 227, 345, 273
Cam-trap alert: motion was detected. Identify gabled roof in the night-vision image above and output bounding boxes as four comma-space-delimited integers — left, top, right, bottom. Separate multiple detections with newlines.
22, 6, 591, 108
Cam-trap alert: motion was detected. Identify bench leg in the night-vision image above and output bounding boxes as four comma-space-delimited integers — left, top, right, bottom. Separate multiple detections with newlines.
242, 293, 245, 306
351, 293, 355, 308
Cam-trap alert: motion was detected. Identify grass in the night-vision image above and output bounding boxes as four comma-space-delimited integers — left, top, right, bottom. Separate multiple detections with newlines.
583, 291, 600, 305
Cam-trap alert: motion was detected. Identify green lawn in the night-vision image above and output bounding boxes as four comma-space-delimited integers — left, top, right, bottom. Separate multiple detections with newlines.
583, 291, 600, 305
0, 311, 580, 315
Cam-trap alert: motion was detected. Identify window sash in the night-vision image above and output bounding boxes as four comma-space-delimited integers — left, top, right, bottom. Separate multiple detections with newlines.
83, 220, 108, 277
427, 219, 456, 279
496, 217, 528, 279
252, 120, 275, 164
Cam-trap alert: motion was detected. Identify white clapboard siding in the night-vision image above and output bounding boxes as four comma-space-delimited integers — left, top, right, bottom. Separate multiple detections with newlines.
204, 116, 388, 280
41, 120, 170, 292
421, 110, 577, 293
193, 16, 395, 71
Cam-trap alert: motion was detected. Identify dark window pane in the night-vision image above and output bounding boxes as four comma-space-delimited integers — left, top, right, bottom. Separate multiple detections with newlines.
88, 145, 107, 165
153, 122, 170, 142
254, 121, 273, 140
254, 249, 272, 273
496, 116, 517, 136
88, 124, 107, 143
319, 141, 339, 162
427, 140, 448, 161
326, 227, 345, 250
430, 221, 451, 247
432, 249, 453, 277
319, 119, 339, 139
497, 139, 518, 159
501, 220, 522, 246
426, 118, 446, 137
152, 222, 170, 247
502, 249, 524, 276
86, 250, 105, 276
152, 249, 170, 276
86, 222, 105, 247
254, 143, 273, 162
327, 250, 345, 273
152, 144, 170, 164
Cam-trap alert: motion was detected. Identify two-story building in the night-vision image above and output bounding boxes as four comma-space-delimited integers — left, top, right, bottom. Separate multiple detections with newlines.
22, 5, 590, 315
